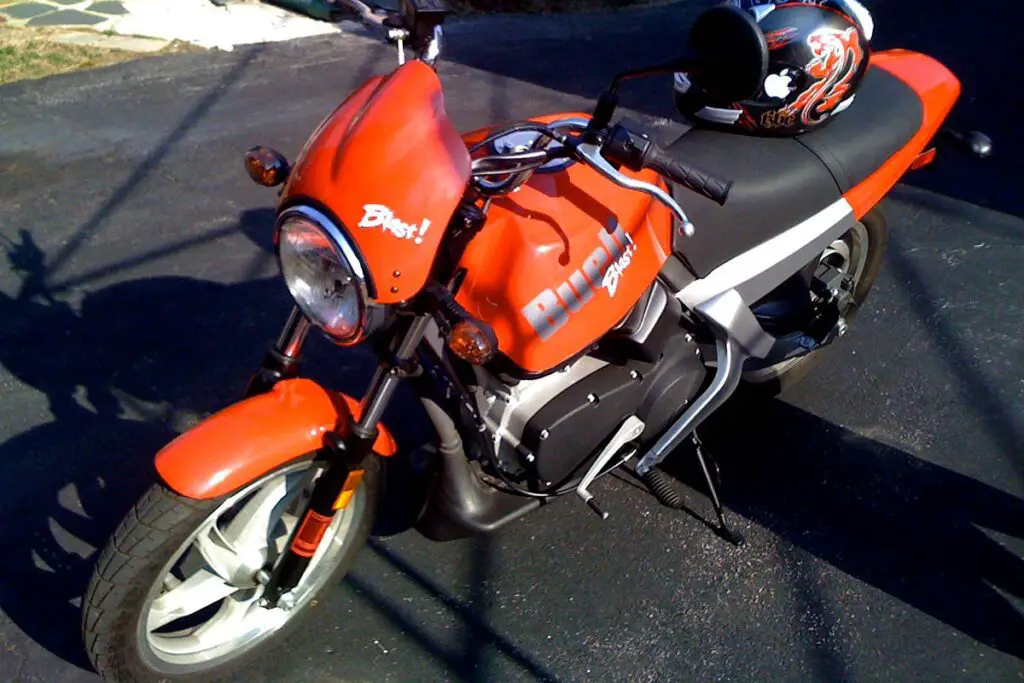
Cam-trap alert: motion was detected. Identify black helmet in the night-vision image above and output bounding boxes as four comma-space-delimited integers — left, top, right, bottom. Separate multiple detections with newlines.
675, 0, 875, 136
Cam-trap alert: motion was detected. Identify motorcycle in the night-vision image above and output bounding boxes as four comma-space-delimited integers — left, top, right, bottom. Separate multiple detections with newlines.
82, 2, 991, 681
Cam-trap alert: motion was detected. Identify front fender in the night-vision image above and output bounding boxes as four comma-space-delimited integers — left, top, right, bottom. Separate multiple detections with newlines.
155, 379, 397, 500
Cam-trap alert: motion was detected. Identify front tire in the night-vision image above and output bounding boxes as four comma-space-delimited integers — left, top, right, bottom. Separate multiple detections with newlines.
740, 204, 888, 397
82, 456, 379, 683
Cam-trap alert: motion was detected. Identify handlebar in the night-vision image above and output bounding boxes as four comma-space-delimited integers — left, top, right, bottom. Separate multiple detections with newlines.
639, 144, 731, 205
601, 123, 731, 205
338, 0, 446, 65
575, 142, 697, 237
468, 119, 734, 238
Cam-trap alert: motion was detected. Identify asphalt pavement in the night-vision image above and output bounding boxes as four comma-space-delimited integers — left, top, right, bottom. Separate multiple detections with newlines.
1, 2, 1022, 682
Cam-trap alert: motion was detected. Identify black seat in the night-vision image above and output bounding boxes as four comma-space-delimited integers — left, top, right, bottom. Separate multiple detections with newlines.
668, 66, 924, 277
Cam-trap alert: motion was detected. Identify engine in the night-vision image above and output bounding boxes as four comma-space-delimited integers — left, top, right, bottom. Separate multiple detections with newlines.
471, 282, 707, 487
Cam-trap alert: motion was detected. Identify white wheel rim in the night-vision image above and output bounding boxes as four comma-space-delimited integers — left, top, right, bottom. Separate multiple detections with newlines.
136, 461, 363, 672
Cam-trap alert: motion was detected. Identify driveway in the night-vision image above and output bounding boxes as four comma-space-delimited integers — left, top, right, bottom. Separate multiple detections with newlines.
0, 3, 1021, 682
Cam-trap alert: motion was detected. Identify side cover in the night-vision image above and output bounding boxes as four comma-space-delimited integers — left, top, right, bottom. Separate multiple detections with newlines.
456, 115, 675, 376
280, 61, 472, 304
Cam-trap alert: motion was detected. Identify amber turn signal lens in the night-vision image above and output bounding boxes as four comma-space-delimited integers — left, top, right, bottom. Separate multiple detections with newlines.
244, 146, 290, 187
447, 319, 498, 365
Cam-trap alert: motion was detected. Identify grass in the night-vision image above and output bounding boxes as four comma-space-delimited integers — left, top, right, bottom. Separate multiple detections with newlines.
0, 26, 201, 85
0, 27, 136, 84
0, 0, 666, 84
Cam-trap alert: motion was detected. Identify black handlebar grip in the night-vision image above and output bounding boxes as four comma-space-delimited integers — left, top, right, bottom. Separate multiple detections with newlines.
643, 143, 732, 206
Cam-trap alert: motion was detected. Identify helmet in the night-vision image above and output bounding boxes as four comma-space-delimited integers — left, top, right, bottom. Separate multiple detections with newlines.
675, 0, 875, 136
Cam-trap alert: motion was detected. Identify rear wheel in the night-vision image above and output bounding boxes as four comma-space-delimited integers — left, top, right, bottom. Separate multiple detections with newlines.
740, 205, 887, 397
82, 456, 378, 683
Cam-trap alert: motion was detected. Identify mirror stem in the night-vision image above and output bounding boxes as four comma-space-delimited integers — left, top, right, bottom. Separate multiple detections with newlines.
588, 51, 700, 136
588, 90, 619, 136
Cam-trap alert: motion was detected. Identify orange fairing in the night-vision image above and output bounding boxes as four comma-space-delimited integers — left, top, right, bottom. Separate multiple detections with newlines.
281, 61, 472, 304
155, 379, 397, 500
455, 116, 675, 374
844, 50, 961, 218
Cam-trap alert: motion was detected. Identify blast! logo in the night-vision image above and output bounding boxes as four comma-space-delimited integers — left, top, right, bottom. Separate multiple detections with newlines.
358, 204, 431, 245
521, 222, 638, 341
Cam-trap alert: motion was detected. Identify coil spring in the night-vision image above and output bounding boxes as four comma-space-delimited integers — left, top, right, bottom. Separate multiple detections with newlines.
643, 468, 685, 510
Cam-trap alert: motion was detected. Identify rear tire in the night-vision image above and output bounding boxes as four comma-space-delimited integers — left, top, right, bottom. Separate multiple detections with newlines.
740, 204, 888, 397
82, 456, 379, 683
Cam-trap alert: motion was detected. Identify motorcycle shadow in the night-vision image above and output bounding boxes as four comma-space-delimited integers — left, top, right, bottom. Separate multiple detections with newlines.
0, 226, 432, 672
659, 392, 1024, 662
1, 225, 1019, 677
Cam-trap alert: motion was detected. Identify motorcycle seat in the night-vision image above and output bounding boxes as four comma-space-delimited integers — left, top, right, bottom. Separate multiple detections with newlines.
668, 66, 923, 277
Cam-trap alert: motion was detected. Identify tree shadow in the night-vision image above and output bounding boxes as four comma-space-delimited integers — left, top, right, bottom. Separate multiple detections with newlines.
659, 394, 1024, 662
343, 537, 563, 682
0, 219, 428, 670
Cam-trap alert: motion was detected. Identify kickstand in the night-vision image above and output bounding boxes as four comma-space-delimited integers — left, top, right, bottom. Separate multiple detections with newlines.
691, 432, 745, 546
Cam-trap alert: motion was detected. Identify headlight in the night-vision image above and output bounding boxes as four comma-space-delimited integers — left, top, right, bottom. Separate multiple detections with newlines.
277, 206, 373, 345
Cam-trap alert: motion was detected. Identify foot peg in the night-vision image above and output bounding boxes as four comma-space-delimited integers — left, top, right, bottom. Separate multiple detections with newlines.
576, 416, 645, 520
644, 432, 745, 546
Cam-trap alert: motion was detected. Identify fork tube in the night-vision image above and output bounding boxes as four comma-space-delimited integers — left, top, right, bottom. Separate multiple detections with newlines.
244, 305, 310, 397
276, 306, 312, 358
262, 315, 430, 605
354, 314, 431, 438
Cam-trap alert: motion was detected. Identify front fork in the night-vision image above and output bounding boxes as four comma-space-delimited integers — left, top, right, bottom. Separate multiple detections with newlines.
244, 306, 311, 398
246, 306, 430, 607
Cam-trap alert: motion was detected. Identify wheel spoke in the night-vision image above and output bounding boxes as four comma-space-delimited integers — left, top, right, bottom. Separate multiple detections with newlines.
222, 474, 294, 557
272, 512, 300, 557
194, 524, 245, 583
147, 569, 238, 632
191, 593, 265, 647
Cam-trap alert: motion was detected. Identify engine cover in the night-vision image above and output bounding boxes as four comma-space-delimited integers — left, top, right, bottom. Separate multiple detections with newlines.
474, 283, 706, 486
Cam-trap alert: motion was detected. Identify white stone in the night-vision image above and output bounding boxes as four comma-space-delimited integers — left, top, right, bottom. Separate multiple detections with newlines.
50, 30, 170, 52
107, 0, 342, 51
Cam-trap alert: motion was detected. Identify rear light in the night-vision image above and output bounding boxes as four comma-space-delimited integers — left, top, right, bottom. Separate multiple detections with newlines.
447, 319, 498, 365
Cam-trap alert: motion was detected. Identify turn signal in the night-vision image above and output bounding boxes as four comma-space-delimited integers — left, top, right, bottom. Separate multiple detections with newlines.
447, 319, 498, 365
244, 146, 290, 187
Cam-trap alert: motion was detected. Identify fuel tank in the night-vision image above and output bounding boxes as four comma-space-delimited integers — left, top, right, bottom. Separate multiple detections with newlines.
456, 114, 676, 376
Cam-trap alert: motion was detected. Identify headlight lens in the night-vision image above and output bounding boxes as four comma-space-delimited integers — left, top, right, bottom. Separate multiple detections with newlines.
278, 210, 367, 344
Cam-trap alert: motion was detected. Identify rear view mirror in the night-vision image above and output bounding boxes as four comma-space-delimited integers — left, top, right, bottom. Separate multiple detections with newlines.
678, 5, 770, 103
399, 0, 449, 52
590, 5, 769, 130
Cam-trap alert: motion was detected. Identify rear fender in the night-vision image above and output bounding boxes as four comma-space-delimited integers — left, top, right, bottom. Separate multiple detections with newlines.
843, 49, 962, 218
155, 379, 397, 500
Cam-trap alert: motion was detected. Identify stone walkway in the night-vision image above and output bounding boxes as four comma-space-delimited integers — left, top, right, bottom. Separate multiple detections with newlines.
0, 0, 341, 50
0, 0, 126, 29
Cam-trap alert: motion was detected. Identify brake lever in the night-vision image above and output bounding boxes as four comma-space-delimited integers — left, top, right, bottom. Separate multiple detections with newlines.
576, 142, 695, 237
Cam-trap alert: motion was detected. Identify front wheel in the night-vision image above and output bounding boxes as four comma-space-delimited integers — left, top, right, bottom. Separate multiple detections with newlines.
740, 204, 888, 397
82, 456, 379, 683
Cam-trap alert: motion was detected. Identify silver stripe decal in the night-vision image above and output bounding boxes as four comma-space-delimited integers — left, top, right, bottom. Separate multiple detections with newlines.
678, 198, 856, 308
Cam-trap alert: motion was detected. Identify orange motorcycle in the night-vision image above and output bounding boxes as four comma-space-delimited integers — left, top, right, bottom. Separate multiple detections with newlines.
82, 2, 989, 681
